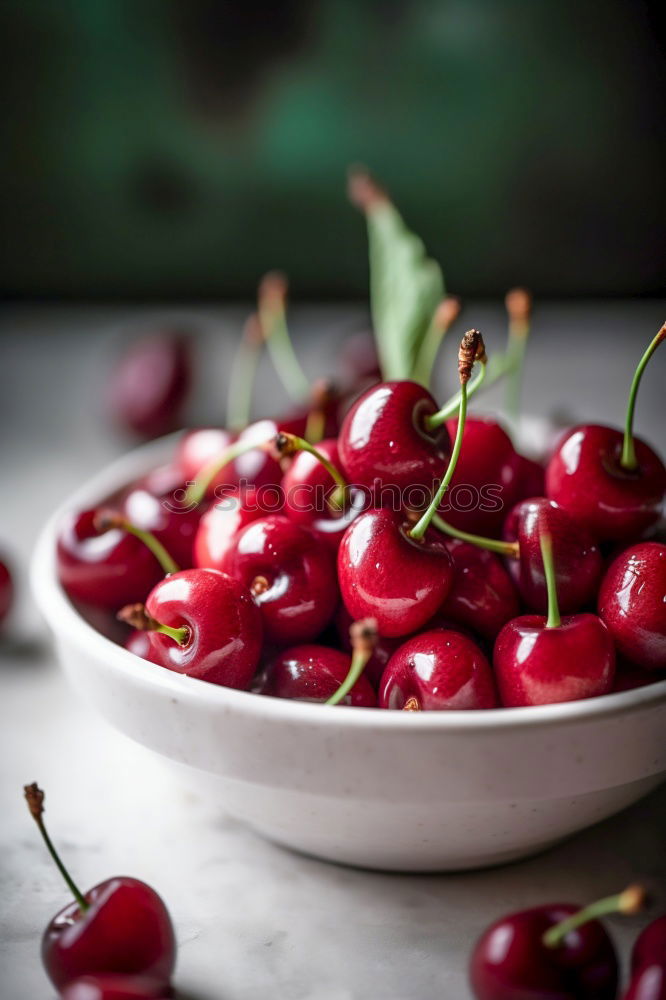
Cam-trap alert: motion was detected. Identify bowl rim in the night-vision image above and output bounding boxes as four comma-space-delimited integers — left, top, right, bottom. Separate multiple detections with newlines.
31, 431, 666, 734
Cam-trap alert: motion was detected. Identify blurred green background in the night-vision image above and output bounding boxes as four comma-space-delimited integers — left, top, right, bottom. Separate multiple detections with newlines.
1, 0, 664, 299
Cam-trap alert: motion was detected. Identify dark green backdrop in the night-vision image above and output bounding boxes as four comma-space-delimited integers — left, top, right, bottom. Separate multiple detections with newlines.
2, 0, 664, 298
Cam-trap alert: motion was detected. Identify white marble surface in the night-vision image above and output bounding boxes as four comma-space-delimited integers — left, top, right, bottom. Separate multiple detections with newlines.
1, 302, 665, 999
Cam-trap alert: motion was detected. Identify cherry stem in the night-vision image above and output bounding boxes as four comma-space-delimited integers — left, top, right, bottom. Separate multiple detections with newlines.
117, 603, 190, 645
258, 272, 310, 402
326, 619, 378, 706
424, 360, 486, 427
543, 885, 646, 949
504, 287, 532, 424
540, 531, 561, 629
274, 432, 348, 496
409, 330, 487, 542
304, 379, 336, 445
23, 783, 89, 913
412, 296, 461, 389
621, 322, 666, 471
226, 314, 263, 432
431, 513, 520, 558
93, 511, 179, 576
184, 437, 268, 508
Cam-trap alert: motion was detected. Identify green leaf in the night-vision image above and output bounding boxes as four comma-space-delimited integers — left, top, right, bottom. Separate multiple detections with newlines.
366, 199, 445, 383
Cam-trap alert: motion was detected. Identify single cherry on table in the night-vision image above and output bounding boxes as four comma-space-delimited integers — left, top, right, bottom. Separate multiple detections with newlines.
598, 542, 666, 671
24, 784, 176, 992
493, 533, 615, 707
469, 884, 645, 1000
546, 322, 666, 541
119, 567, 263, 688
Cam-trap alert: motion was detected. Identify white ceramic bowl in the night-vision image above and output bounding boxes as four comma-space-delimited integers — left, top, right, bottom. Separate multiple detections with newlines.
31, 436, 666, 872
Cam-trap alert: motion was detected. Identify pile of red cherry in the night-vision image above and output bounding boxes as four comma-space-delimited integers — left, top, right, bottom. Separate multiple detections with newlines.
55, 308, 666, 711
25, 783, 665, 999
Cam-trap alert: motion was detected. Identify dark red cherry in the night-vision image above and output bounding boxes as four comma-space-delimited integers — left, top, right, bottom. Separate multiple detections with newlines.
379, 628, 498, 710
175, 427, 235, 496
338, 380, 450, 494
232, 418, 285, 489
546, 424, 665, 542
24, 783, 175, 993
611, 657, 661, 692
338, 507, 454, 638
194, 486, 283, 570
494, 613, 614, 707
61, 974, 171, 1000
337, 329, 381, 387
632, 916, 666, 973
281, 438, 365, 551
470, 903, 618, 1000
513, 453, 546, 503
503, 498, 603, 614
440, 538, 520, 642
598, 542, 666, 670
256, 644, 376, 706
220, 515, 338, 644
57, 510, 163, 610
122, 486, 202, 569
442, 416, 521, 537
126, 568, 263, 688
335, 605, 401, 688
623, 962, 666, 1000
0, 555, 14, 628
107, 331, 191, 439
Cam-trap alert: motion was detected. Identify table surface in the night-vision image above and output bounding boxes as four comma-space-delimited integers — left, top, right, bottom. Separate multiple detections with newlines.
1, 301, 665, 1000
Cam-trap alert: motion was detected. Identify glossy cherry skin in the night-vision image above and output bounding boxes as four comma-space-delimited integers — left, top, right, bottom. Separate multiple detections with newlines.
494, 613, 615, 707
632, 916, 666, 972
256, 644, 377, 706
440, 538, 520, 642
379, 629, 498, 710
0, 556, 13, 628
107, 331, 191, 439
503, 498, 603, 614
57, 510, 164, 610
42, 877, 175, 991
220, 516, 338, 644
546, 424, 666, 542
194, 486, 283, 570
145, 568, 262, 687
122, 486, 202, 569
61, 974, 171, 1000
598, 542, 666, 670
124, 630, 159, 664
282, 438, 365, 551
442, 417, 522, 537
469, 903, 618, 1000
338, 380, 450, 494
337, 507, 454, 638
335, 605, 401, 688
623, 963, 666, 1000
175, 427, 235, 496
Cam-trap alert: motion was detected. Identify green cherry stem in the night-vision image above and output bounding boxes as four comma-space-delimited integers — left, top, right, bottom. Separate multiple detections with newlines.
93, 511, 179, 576
409, 330, 486, 542
326, 619, 378, 706
117, 603, 190, 645
621, 322, 666, 471
226, 314, 263, 432
543, 884, 646, 949
24, 783, 89, 912
431, 514, 519, 558
274, 433, 348, 492
183, 437, 268, 508
503, 287, 532, 424
304, 378, 337, 445
258, 272, 310, 403
425, 358, 487, 427
540, 531, 561, 629
412, 296, 461, 389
